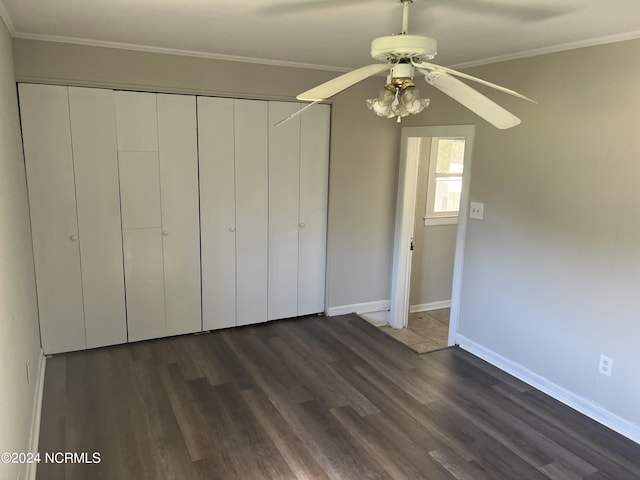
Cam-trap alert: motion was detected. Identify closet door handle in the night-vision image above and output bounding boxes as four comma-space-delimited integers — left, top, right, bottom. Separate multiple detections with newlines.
299, 222, 306, 228
70, 234, 78, 242
162, 229, 169, 236
229, 226, 236, 232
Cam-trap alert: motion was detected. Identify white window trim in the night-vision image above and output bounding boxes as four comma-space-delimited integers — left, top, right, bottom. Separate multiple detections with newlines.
424, 136, 464, 226
424, 215, 459, 227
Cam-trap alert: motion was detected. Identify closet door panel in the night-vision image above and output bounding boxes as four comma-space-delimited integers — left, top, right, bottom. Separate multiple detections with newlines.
298, 103, 330, 315
157, 94, 201, 336
198, 97, 236, 330
268, 102, 300, 320
68, 87, 127, 348
235, 99, 269, 326
115, 91, 158, 151
118, 151, 162, 229
123, 228, 166, 342
19, 84, 86, 354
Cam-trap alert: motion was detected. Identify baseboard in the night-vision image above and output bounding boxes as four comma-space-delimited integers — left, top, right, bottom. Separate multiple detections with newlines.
326, 300, 390, 317
456, 334, 640, 445
409, 300, 451, 313
26, 351, 46, 480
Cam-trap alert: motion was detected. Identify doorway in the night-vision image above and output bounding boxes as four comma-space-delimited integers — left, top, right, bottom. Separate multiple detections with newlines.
388, 125, 474, 352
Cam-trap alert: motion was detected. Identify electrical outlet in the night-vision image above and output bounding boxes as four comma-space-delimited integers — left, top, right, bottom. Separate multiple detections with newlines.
470, 202, 484, 220
598, 354, 613, 377
26, 360, 31, 385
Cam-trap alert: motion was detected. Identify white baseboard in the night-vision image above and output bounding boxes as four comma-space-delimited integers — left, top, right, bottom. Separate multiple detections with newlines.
409, 300, 451, 313
456, 334, 640, 445
26, 351, 46, 480
327, 300, 390, 317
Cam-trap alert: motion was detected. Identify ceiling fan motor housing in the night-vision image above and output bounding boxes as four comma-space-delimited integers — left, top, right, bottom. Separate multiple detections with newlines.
371, 34, 437, 62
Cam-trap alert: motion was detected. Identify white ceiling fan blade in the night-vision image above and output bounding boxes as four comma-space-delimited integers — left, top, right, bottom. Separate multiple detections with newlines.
273, 101, 321, 127
413, 0, 569, 22
414, 60, 536, 104
297, 63, 392, 101
422, 71, 521, 129
260, 0, 374, 15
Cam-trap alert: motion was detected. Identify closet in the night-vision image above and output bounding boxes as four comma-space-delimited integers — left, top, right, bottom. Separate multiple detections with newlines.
19, 84, 330, 354
198, 98, 330, 330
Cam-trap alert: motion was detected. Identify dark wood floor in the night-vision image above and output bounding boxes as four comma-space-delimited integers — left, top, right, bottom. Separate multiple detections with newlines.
37, 314, 640, 479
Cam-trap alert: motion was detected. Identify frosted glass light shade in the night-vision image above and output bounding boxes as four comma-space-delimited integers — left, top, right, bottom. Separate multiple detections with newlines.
400, 87, 430, 115
366, 84, 430, 120
366, 88, 396, 118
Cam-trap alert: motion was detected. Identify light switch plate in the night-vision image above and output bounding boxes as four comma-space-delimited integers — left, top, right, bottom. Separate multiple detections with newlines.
470, 202, 484, 220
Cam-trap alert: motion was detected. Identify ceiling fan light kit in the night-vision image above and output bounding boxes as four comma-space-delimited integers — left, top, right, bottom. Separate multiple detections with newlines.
366, 66, 431, 122
285, 0, 535, 129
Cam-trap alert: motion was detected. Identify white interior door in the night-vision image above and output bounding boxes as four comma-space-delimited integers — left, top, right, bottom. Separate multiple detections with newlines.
69, 86, 127, 349
198, 96, 237, 330
298, 103, 330, 316
234, 99, 269, 326
19, 84, 86, 354
268, 101, 301, 320
157, 94, 201, 336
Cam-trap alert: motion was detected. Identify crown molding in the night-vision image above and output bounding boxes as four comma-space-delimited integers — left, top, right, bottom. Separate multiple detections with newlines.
0, 0, 15, 35
8, 13, 640, 73
12, 32, 351, 73
448, 29, 640, 70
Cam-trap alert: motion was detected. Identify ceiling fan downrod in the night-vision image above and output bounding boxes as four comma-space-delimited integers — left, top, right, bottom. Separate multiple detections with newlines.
401, 0, 414, 34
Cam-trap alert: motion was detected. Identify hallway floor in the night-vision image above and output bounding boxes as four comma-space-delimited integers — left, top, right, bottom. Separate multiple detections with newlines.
376, 308, 451, 354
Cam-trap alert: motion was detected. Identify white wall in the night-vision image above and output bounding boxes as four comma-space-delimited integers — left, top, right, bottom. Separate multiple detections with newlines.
0, 18, 44, 480
405, 38, 640, 437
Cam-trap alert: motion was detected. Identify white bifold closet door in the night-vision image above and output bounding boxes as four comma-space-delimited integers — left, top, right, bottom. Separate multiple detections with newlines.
68, 87, 128, 348
268, 102, 330, 319
116, 91, 165, 342
268, 102, 301, 320
19, 84, 127, 354
199, 98, 329, 329
116, 91, 201, 342
20, 84, 86, 354
235, 100, 269, 326
298, 103, 330, 315
198, 97, 237, 330
157, 94, 202, 337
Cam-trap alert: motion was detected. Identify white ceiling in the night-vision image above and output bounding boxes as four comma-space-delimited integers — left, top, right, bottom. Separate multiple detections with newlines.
1, 0, 639, 71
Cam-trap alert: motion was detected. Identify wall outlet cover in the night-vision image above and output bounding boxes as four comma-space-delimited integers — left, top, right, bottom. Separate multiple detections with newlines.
598, 354, 613, 376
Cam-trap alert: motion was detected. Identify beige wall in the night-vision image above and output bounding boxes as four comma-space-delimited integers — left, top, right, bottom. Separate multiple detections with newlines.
0, 20, 42, 480
404, 38, 640, 431
12, 38, 401, 311
409, 137, 457, 307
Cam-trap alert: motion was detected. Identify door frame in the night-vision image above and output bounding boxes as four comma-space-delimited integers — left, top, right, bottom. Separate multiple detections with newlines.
389, 125, 475, 347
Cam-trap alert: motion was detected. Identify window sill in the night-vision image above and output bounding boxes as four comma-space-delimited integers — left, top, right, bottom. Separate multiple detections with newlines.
424, 216, 458, 227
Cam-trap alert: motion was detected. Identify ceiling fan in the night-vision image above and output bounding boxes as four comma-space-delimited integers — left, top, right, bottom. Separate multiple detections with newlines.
277, 0, 536, 129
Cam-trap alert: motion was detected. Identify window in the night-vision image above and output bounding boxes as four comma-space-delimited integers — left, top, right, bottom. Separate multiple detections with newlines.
424, 137, 465, 226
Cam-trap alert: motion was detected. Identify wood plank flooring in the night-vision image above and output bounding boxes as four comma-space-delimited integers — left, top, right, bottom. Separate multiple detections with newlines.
36, 314, 640, 479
